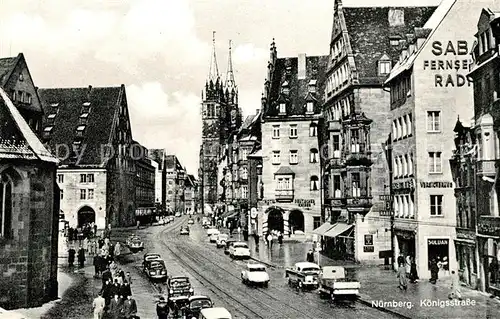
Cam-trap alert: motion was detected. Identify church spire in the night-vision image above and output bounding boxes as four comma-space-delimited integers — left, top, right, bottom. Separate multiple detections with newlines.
225, 40, 236, 91
208, 31, 219, 83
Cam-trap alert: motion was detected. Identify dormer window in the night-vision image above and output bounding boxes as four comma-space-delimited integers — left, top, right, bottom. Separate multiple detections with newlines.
306, 101, 314, 113
83, 102, 91, 107
379, 60, 392, 75
279, 103, 286, 114
281, 81, 289, 95
79, 113, 89, 124
19, 73, 24, 81
308, 80, 317, 93
76, 125, 86, 137
43, 126, 53, 138
47, 113, 57, 119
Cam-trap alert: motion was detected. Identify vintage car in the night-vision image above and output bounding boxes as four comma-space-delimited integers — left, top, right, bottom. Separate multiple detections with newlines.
224, 240, 237, 255
285, 262, 321, 290
241, 263, 269, 287
175, 212, 181, 217
168, 295, 190, 318
186, 295, 213, 319
209, 230, 220, 243
128, 237, 144, 252
318, 266, 360, 301
142, 253, 162, 269
215, 233, 229, 248
180, 226, 190, 235
144, 259, 168, 281
206, 227, 219, 237
167, 276, 194, 298
188, 218, 195, 225
228, 242, 250, 259
199, 307, 232, 319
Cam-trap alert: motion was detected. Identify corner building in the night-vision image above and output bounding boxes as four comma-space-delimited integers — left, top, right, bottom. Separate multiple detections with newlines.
258, 41, 327, 237
320, 1, 436, 263
385, 0, 499, 278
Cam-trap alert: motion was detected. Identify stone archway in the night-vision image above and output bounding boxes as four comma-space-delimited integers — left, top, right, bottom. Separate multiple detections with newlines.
265, 206, 284, 234
77, 206, 95, 228
289, 209, 305, 234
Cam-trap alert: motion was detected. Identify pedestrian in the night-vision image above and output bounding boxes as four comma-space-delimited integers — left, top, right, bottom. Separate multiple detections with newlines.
430, 258, 439, 284
122, 295, 137, 319
278, 232, 283, 245
125, 272, 132, 286
489, 258, 499, 284
68, 247, 76, 267
267, 233, 273, 249
93, 223, 98, 238
136, 220, 140, 230
306, 249, 315, 263
442, 256, 450, 276
409, 256, 419, 283
397, 253, 405, 267
115, 241, 121, 259
101, 280, 112, 307
156, 296, 169, 319
93, 255, 101, 278
102, 268, 112, 287
108, 294, 123, 319
92, 292, 106, 319
397, 262, 408, 291
447, 270, 463, 300
78, 246, 86, 268
121, 280, 132, 297
405, 255, 411, 277
83, 237, 89, 253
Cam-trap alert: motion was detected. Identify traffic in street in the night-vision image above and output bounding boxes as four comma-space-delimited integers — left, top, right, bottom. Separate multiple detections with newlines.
113, 215, 399, 319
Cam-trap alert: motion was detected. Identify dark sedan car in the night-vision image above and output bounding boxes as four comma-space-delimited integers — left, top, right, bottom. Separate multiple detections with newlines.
186, 295, 213, 319
180, 226, 190, 235
224, 240, 237, 255
167, 276, 193, 298
144, 259, 168, 282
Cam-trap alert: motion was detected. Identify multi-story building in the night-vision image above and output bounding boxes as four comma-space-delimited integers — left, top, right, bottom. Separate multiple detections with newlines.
39, 85, 137, 229
257, 40, 327, 238
185, 174, 197, 213
149, 148, 167, 214
199, 36, 242, 215
465, 5, 500, 296
385, 0, 497, 277
165, 154, 186, 213
0, 65, 59, 308
320, 2, 436, 263
133, 141, 156, 224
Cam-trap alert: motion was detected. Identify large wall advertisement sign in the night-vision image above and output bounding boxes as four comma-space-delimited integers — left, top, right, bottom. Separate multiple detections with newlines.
423, 41, 473, 87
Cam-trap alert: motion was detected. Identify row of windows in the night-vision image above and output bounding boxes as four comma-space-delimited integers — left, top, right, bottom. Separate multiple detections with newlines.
326, 62, 350, 95
330, 173, 366, 198
276, 175, 319, 191
57, 174, 95, 184
272, 123, 318, 139
80, 189, 95, 200
393, 153, 414, 178
272, 149, 320, 165
277, 101, 315, 115
390, 74, 411, 105
330, 37, 345, 61
392, 113, 413, 140
10, 90, 32, 104
394, 194, 415, 219
203, 103, 219, 118
478, 28, 495, 56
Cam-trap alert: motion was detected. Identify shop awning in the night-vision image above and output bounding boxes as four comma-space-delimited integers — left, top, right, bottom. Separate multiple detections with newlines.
324, 223, 354, 238
221, 211, 239, 219
313, 223, 335, 235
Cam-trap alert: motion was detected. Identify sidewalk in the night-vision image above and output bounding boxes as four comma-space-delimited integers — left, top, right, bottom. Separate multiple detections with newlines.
242, 234, 500, 319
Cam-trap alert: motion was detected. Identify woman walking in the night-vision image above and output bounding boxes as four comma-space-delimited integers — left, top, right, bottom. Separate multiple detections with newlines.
397, 262, 408, 291
409, 256, 419, 283
430, 258, 439, 284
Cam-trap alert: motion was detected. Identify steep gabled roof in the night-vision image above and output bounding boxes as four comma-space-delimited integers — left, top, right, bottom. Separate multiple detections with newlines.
265, 55, 329, 117
341, 5, 436, 85
0, 87, 58, 163
0, 55, 19, 86
38, 86, 123, 166
165, 154, 183, 170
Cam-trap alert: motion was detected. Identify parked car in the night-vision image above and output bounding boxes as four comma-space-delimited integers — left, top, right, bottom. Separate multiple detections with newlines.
169, 216, 175, 222
128, 237, 144, 252
167, 295, 190, 318
318, 266, 360, 302
188, 218, 195, 225
206, 227, 219, 237
175, 212, 181, 217
180, 226, 190, 235
209, 230, 220, 243
142, 253, 162, 268
144, 259, 168, 282
202, 217, 210, 228
241, 263, 270, 287
215, 234, 229, 248
228, 242, 250, 259
167, 276, 194, 298
224, 240, 237, 255
186, 295, 213, 319
126, 235, 137, 247
285, 262, 321, 290
199, 307, 232, 319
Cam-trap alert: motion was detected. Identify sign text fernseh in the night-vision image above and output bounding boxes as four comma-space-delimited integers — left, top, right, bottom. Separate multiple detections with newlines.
419, 181, 453, 188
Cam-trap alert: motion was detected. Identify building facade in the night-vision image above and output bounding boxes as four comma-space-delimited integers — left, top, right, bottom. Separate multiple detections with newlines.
39, 85, 137, 229
149, 148, 167, 214
257, 41, 327, 238
465, 6, 500, 295
385, 0, 498, 278
199, 36, 242, 215
165, 154, 186, 213
185, 174, 197, 213
0, 85, 59, 309
133, 142, 156, 223
319, 2, 436, 263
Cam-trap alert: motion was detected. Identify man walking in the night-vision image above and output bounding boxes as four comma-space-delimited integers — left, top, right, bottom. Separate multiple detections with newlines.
306, 249, 315, 263
122, 295, 138, 319
92, 292, 106, 319
267, 233, 273, 249
77, 246, 86, 268
448, 270, 462, 300
108, 294, 123, 319
156, 296, 169, 319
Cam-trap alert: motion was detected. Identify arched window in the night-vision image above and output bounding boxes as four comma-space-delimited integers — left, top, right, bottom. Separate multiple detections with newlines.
310, 176, 319, 191
1, 173, 13, 238
309, 122, 317, 137
310, 148, 319, 163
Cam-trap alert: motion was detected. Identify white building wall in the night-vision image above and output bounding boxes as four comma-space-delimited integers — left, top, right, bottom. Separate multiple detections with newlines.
58, 168, 107, 230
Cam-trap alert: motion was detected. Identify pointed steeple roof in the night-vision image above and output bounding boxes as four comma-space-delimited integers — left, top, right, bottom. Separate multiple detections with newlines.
225, 40, 236, 91
208, 31, 219, 83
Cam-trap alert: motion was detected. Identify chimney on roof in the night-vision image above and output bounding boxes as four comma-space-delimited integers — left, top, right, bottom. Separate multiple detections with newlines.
87, 85, 92, 101
298, 53, 306, 80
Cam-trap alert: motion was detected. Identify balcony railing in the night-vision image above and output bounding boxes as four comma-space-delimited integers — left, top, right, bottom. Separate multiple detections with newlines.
345, 143, 372, 166
476, 160, 498, 177
275, 189, 294, 202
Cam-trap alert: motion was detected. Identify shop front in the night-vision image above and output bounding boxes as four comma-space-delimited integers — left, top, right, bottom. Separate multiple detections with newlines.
427, 238, 450, 268
455, 229, 478, 288
394, 226, 416, 264
313, 221, 355, 261
478, 216, 500, 296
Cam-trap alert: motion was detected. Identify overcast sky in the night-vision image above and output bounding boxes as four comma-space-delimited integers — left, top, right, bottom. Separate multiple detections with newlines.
0, 0, 441, 175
